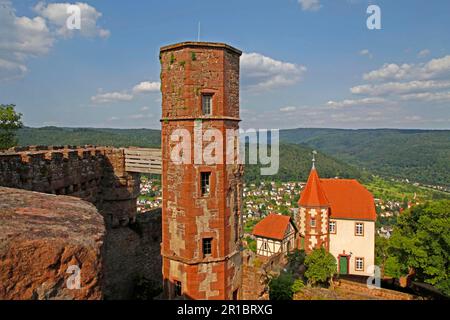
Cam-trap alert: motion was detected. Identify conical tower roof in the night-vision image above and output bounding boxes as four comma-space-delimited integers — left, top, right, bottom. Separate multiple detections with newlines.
298, 168, 329, 207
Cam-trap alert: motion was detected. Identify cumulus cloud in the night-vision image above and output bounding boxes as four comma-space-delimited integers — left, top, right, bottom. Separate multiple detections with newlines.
33, 2, 110, 38
327, 97, 386, 108
298, 0, 322, 11
92, 80, 160, 104
241, 52, 306, 91
91, 92, 133, 104
363, 55, 450, 82
0, 0, 109, 81
132, 81, 160, 94
351, 80, 450, 96
417, 49, 430, 58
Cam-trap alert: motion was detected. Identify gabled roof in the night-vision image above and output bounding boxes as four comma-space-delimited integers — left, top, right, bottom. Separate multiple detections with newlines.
252, 213, 295, 241
320, 179, 377, 221
298, 168, 329, 207
298, 167, 376, 221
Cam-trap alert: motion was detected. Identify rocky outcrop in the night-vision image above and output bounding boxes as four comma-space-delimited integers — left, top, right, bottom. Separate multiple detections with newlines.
0, 187, 105, 300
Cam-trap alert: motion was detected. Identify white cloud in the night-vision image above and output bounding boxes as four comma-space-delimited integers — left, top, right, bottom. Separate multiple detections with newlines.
140, 106, 150, 111
417, 49, 430, 58
91, 92, 133, 104
33, 2, 110, 38
298, 0, 322, 11
400, 91, 450, 103
241, 52, 306, 91
363, 55, 450, 82
0, 0, 109, 81
359, 49, 373, 59
351, 80, 450, 96
132, 81, 160, 94
327, 97, 386, 108
280, 106, 297, 112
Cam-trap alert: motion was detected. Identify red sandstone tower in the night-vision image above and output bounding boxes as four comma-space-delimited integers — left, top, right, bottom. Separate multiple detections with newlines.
160, 42, 243, 300
297, 161, 331, 253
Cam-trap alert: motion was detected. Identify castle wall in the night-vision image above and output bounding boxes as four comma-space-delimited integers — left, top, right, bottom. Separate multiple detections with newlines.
0, 146, 162, 299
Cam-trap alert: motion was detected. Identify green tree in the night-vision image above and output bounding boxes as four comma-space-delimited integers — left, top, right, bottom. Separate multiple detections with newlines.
388, 200, 450, 296
0, 104, 23, 150
268, 272, 294, 300
375, 235, 389, 276
304, 247, 337, 287
286, 249, 306, 276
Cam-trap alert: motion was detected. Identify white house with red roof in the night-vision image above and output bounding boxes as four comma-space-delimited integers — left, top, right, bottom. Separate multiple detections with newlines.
297, 159, 376, 276
252, 213, 297, 257
252, 156, 376, 276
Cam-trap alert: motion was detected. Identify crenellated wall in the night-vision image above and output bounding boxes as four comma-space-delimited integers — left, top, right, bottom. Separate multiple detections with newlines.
0, 145, 139, 226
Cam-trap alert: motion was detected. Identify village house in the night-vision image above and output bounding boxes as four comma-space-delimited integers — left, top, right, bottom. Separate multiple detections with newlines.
252, 213, 297, 257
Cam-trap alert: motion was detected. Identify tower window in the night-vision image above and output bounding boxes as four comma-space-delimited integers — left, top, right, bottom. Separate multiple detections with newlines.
201, 172, 211, 196
202, 94, 212, 115
310, 218, 316, 228
329, 221, 336, 234
203, 238, 212, 256
174, 280, 182, 297
355, 223, 364, 236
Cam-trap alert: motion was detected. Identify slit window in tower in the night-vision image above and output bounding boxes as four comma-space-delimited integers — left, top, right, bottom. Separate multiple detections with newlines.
201, 172, 211, 196
203, 238, 212, 256
202, 94, 212, 115
174, 280, 182, 297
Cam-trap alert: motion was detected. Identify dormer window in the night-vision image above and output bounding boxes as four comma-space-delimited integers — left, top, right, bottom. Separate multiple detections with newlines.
202, 94, 212, 115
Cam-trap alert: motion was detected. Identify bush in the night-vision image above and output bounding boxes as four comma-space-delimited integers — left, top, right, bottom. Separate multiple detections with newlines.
269, 272, 294, 300
291, 278, 305, 293
304, 248, 337, 287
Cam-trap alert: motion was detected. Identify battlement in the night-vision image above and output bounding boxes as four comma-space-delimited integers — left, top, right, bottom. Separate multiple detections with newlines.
0, 145, 139, 227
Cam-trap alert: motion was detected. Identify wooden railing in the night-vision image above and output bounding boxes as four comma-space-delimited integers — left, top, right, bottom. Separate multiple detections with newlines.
124, 148, 162, 174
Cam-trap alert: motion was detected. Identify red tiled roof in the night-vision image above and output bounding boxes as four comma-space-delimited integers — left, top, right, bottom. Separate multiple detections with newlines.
252, 213, 293, 240
320, 179, 377, 221
298, 168, 329, 207
298, 168, 376, 221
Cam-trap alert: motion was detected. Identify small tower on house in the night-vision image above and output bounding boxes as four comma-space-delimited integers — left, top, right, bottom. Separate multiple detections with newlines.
297, 152, 330, 252
160, 42, 243, 300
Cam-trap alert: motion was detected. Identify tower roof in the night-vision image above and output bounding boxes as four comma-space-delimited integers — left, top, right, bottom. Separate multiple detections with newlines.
298, 168, 329, 207
160, 41, 242, 55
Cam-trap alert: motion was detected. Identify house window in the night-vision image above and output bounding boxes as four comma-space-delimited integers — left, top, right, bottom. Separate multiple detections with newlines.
329, 221, 336, 234
310, 218, 316, 228
355, 257, 364, 271
203, 238, 212, 256
200, 172, 211, 196
174, 280, 182, 297
355, 222, 364, 236
202, 94, 212, 115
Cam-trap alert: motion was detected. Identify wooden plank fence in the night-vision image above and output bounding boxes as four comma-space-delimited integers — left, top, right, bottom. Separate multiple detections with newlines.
124, 148, 162, 174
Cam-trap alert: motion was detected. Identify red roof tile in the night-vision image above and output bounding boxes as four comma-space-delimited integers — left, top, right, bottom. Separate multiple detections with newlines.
252, 213, 294, 240
298, 168, 329, 207
320, 179, 377, 221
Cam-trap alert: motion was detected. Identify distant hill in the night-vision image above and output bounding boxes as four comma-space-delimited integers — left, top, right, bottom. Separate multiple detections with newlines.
17, 127, 161, 148
17, 126, 450, 187
280, 128, 450, 187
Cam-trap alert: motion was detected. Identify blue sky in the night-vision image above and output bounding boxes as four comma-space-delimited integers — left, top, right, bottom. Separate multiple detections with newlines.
1, 0, 450, 129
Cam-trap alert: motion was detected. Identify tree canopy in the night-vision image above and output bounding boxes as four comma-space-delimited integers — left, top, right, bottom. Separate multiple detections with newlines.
388, 200, 450, 296
0, 104, 23, 150
304, 247, 337, 286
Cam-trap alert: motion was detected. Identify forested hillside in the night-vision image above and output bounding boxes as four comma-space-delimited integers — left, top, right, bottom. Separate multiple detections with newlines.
281, 128, 450, 187
16, 126, 450, 187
